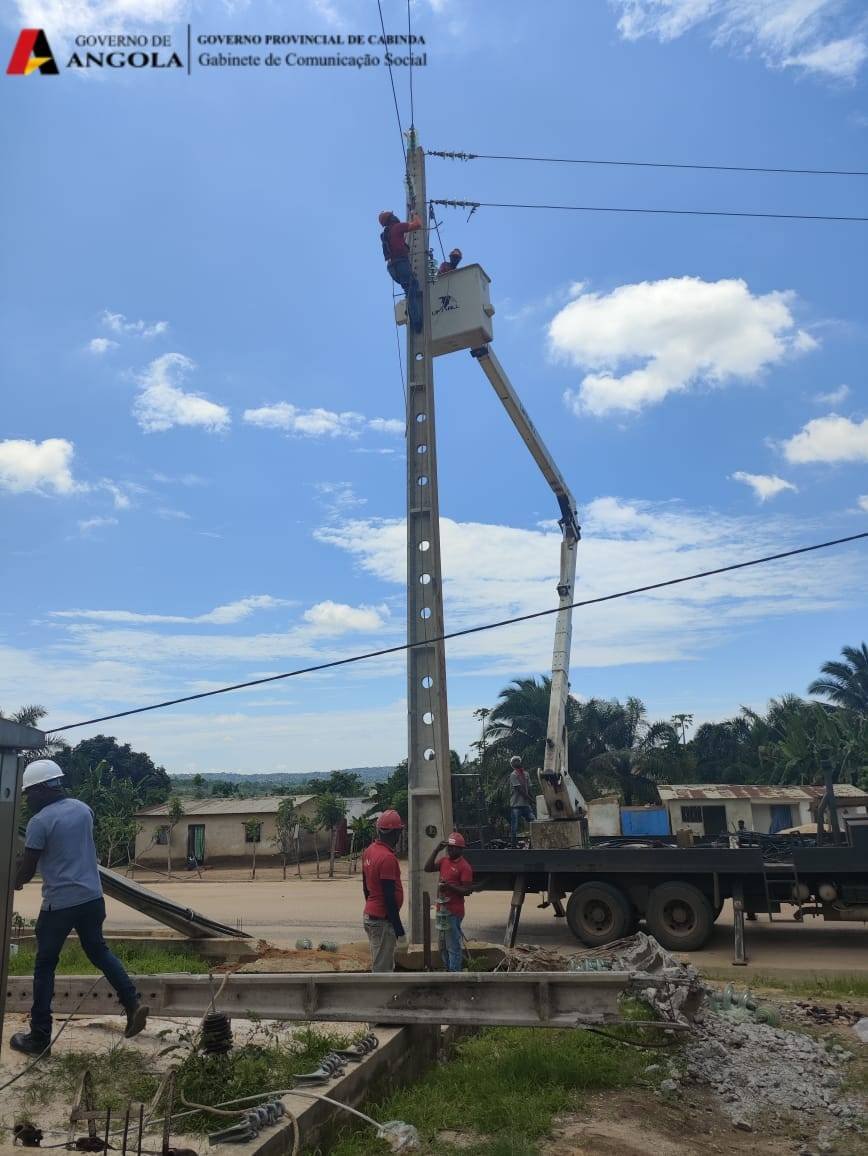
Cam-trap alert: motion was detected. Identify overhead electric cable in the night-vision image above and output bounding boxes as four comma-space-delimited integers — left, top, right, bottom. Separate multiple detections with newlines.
376, 0, 406, 162
46, 531, 868, 734
431, 198, 868, 223
428, 149, 868, 179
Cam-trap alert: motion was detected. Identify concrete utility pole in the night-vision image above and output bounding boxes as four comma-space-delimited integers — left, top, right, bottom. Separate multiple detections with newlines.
404, 131, 453, 943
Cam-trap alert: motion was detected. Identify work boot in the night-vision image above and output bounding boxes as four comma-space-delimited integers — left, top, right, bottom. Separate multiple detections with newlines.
10, 1031, 51, 1057
124, 1003, 149, 1039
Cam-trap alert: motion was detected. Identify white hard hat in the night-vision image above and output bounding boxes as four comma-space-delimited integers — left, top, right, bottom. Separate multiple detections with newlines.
22, 760, 65, 791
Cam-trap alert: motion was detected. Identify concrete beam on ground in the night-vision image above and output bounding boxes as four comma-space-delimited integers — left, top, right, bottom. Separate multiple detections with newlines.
5, 971, 636, 1027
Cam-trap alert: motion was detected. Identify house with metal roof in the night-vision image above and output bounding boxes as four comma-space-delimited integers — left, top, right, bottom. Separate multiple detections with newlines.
134, 794, 330, 869
656, 783, 868, 837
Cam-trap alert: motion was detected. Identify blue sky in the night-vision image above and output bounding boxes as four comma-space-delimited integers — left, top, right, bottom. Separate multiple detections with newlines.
2, 0, 867, 774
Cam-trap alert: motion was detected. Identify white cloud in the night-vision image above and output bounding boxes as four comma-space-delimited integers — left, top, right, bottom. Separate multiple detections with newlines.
157, 508, 192, 520
611, 0, 867, 80
87, 337, 118, 355
134, 353, 230, 434
100, 480, 131, 510
782, 414, 868, 463
302, 601, 388, 634
314, 497, 866, 672
0, 438, 86, 496
552, 277, 813, 416
12, 1, 187, 40
313, 481, 367, 512
243, 403, 404, 439
814, 384, 850, 405
51, 594, 292, 627
102, 309, 168, 338
782, 35, 868, 80
78, 516, 118, 534
731, 471, 797, 502
858, 495, 868, 512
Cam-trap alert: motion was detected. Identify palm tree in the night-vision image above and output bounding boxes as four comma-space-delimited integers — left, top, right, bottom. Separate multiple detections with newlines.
0, 704, 69, 762
584, 697, 680, 805
809, 643, 868, 714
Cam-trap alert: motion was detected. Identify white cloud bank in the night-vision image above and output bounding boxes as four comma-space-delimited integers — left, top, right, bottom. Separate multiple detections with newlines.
13, 1, 187, 40
0, 438, 86, 496
731, 471, 797, 502
814, 385, 850, 406
134, 353, 230, 434
553, 277, 814, 416
611, 0, 867, 80
87, 338, 118, 355
52, 595, 293, 627
243, 402, 403, 439
858, 496, 868, 513
782, 414, 868, 463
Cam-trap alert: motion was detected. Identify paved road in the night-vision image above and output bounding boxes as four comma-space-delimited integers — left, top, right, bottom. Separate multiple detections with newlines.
14, 874, 868, 977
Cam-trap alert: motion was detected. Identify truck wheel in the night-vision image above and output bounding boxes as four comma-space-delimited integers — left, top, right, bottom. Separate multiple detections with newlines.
646, 882, 713, 951
566, 882, 632, 946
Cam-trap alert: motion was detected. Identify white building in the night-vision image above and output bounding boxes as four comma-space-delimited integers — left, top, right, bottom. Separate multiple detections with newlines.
657, 783, 868, 837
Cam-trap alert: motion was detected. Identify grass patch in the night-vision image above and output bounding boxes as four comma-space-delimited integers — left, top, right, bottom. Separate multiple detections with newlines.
8, 941, 210, 976
702, 971, 868, 1000
13, 1025, 358, 1136
329, 1011, 670, 1156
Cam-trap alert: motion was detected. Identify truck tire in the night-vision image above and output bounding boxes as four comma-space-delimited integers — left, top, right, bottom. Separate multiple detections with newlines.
566, 882, 632, 947
646, 882, 714, 951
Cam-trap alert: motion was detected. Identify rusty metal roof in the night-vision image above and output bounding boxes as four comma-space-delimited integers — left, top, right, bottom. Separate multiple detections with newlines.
657, 783, 867, 803
136, 794, 315, 817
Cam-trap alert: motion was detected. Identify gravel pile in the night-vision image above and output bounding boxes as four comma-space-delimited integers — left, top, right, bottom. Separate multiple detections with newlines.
659, 1008, 863, 1141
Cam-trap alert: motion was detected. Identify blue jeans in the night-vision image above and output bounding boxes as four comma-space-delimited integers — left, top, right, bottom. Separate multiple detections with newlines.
387, 257, 423, 332
510, 805, 535, 839
439, 913, 464, 972
31, 898, 138, 1038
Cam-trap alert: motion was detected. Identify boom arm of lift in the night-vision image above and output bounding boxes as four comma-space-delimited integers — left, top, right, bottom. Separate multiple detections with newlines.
470, 345, 587, 820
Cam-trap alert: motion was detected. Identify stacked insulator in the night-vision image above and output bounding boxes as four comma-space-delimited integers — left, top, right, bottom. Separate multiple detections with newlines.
200, 1012, 233, 1055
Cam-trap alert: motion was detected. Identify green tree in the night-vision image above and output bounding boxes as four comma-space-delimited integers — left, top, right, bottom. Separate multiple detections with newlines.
808, 643, 868, 714
583, 697, 680, 805
324, 770, 364, 797
298, 814, 320, 877
243, 817, 261, 879
165, 796, 185, 876
0, 704, 69, 763
191, 773, 206, 799
272, 797, 298, 880
671, 713, 694, 745
55, 734, 169, 805
315, 793, 347, 879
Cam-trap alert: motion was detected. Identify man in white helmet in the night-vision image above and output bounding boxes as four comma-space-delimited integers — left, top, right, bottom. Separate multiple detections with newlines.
12, 759, 149, 1055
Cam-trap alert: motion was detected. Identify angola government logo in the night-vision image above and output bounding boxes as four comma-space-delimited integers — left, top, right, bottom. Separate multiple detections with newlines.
7, 28, 59, 75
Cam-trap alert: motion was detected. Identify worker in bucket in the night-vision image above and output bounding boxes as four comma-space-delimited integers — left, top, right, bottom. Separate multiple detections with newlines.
437, 247, 462, 276
424, 831, 474, 971
362, 809, 407, 972
508, 755, 536, 844
379, 209, 423, 333
12, 760, 149, 1056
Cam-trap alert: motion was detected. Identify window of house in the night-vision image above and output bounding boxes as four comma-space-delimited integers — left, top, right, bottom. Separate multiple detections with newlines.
244, 822, 262, 843
155, 826, 170, 845
680, 806, 703, 823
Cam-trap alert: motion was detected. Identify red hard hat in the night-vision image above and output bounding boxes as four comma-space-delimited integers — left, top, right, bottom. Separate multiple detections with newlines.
378, 210, 395, 226
447, 831, 466, 848
376, 809, 404, 830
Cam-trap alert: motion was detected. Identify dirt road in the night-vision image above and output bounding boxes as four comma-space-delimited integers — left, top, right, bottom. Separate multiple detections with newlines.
13, 872, 868, 976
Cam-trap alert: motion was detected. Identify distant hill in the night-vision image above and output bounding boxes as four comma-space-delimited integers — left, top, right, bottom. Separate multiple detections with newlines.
171, 767, 395, 786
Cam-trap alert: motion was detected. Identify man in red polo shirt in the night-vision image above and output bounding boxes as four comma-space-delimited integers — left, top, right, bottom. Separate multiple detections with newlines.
424, 831, 474, 972
362, 809, 406, 972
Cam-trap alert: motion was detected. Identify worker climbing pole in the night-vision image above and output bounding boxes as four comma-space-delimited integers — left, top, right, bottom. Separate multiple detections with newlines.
403, 130, 453, 943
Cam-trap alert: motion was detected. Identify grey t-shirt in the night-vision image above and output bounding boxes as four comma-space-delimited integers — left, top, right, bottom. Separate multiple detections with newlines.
509, 768, 533, 808
25, 797, 103, 911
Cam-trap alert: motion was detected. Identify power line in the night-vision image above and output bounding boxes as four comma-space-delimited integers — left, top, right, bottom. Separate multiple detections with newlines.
429, 149, 868, 179
431, 198, 868, 224
376, 0, 406, 163
46, 531, 868, 734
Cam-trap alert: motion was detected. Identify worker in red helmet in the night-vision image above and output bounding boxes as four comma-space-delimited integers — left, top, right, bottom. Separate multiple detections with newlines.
424, 830, 474, 971
437, 248, 462, 277
362, 809, 406, 972
379, 209, 423, 333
